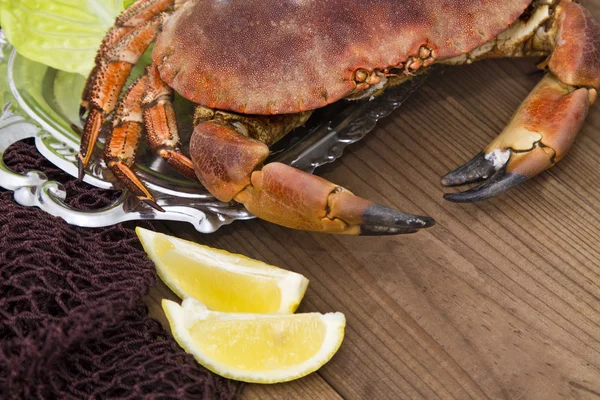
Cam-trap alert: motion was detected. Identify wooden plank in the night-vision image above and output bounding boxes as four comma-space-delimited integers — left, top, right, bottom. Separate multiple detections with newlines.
240, 374, 343, 400
146, 2, 600, 399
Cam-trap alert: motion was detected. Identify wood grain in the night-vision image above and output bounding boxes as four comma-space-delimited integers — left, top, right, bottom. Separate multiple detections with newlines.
147, 2, 600, 398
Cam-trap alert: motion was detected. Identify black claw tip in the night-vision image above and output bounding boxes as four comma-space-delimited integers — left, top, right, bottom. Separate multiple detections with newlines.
142, 198, 165, 213
359, 204, 435, 236
441, 152, 497, 187
77, 157, 85, 181
444, 171, 528, 203
79, 106, 88, 121
70, 123, 82, 135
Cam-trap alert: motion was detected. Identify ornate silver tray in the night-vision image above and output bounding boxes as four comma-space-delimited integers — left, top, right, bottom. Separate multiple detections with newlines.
0, 32, 427, 233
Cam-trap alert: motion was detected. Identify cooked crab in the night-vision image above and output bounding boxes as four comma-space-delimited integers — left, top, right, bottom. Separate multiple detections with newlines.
78, 0, 600, 235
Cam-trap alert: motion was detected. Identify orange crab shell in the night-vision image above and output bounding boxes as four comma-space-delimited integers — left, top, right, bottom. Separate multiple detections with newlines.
153, 0, 531, 115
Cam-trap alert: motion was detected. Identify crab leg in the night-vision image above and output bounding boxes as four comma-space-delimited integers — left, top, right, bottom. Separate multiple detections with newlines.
78, 5, 170, 179
190, 120, 434, 235
104, 76, 164, 211
103, 64, 197, 211
441, 0, 600, 202
81, 0, 175, 115
141, 65, 196, 180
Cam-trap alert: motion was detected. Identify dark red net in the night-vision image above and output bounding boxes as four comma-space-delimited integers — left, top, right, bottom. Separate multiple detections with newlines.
0, 139, 241, 399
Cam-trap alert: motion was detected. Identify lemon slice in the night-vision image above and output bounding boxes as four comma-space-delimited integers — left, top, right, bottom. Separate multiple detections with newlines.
136, 228, 309, 313
163, 298, 345, 383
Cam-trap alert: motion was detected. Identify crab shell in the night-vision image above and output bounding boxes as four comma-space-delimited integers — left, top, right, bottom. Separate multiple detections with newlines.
153, 0, 531, 115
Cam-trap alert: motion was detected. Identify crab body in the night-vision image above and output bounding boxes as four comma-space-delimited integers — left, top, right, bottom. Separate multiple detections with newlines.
154, 0, 530, 114
78, 0, 600, 235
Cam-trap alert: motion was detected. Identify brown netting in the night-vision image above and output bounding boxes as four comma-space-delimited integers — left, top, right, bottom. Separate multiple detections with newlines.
0, 139, 241, 399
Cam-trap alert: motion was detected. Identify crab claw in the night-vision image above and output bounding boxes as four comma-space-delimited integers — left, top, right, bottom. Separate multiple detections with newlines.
442, 74, 593, 202
235, 163, 434, 235
190, 120, 434, 235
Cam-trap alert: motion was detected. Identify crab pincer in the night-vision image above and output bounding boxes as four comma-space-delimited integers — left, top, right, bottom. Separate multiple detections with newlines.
442, 1, 600, 202
442, 74, 594, 202
236, 164, 435, 235
190, 121, 434, 235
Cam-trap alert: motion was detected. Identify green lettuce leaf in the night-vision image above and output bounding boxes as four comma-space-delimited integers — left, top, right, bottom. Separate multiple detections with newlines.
0, 0, 133, 76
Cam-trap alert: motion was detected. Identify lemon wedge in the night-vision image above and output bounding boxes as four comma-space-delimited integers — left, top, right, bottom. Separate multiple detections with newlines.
163, 298, 345, 383
136, 227, 309, 313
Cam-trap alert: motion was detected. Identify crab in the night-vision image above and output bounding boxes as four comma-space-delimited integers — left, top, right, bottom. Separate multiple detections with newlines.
78, 0, 600, 235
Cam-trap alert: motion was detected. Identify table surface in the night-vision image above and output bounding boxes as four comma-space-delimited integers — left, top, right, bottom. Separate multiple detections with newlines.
146, 2, 600, 399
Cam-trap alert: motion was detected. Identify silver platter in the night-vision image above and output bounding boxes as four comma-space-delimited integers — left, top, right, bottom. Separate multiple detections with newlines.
0, 33, 427, 233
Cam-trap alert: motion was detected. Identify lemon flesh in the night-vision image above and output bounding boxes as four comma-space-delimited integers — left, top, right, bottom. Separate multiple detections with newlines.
163, 298, 346, 383
136, 228, 308, 313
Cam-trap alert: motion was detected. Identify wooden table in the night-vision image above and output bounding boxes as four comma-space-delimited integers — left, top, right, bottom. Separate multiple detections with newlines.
146, 3, 600, 398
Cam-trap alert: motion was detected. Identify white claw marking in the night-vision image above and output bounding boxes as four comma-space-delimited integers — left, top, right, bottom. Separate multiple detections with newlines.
485, 149, 511, 170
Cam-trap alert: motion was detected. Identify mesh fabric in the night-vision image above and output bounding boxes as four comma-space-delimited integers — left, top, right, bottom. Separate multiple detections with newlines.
0, 139, 240, 399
